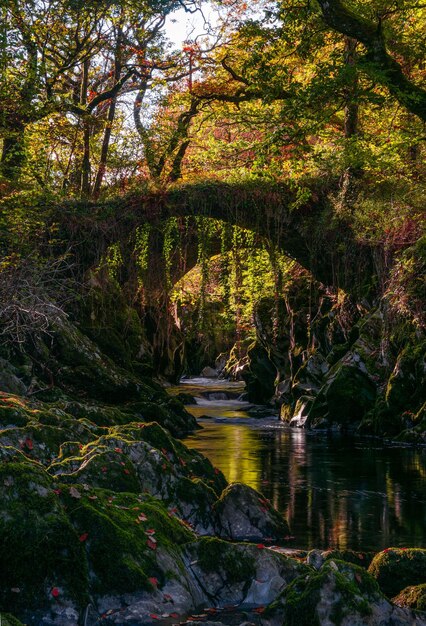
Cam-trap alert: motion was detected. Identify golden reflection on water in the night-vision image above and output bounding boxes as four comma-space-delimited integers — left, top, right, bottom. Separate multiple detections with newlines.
185, 421, 262, 490
183, 419, 426, 551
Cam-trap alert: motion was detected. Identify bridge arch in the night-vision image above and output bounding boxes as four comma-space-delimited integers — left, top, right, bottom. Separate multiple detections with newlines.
60, 180, 376, 298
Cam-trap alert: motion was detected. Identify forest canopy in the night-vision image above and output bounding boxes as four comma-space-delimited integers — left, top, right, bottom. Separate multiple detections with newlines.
0, 0, 425, 201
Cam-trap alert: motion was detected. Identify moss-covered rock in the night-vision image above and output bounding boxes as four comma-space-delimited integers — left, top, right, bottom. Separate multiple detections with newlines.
392, 583, 426, 611
186, 537, 308, 608
0, 461, 88, 614
368, 548, 426, 597
62, 486, 195, 597
268, 559, 425, 626
308, 363, 377, 429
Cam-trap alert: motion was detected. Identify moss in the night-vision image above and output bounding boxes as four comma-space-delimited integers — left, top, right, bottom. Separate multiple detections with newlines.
392, 583, 426, 610
115, 422, 226, 494
194, 537, 256, 584
368, 548, 426, 597
62, 486, 194, 596
0, 462, 88, 612
321, 549, 375, 569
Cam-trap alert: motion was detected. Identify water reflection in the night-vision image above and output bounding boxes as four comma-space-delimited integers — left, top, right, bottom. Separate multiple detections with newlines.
182, 399, 426, 551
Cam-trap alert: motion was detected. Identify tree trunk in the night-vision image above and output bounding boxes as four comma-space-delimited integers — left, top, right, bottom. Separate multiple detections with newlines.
340, 37, 359, 207
1, 123, 26, 181
80, 59, 91, 199
93, 25, 123, 200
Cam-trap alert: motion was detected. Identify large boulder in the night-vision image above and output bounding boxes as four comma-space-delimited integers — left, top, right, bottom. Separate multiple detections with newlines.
268, 559, 426, 626
184, 537, 308, 608
308, 363, 377, 429
368, 548, 426, 597
213, 482, 290, 542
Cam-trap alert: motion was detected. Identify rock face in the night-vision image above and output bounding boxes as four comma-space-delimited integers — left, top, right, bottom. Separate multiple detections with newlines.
214, 482, 290, 542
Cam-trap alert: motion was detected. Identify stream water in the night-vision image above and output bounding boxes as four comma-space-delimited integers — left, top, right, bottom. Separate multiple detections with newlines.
170, 377, 426, 552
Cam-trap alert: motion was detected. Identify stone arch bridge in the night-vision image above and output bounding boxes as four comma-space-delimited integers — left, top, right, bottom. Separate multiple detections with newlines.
59, 180, 376, 298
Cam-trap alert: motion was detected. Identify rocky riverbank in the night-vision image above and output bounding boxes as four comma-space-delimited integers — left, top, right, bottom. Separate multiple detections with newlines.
0, 282, 425, 625
219, 246, 426, 444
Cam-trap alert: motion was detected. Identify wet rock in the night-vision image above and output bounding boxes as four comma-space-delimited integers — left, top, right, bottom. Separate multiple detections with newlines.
287, 395, 314, 427
392, 584, 426, 610
175, 392, 197, 405
201, 366, 219, 378
213, 482, 289, 542
268, 559, 426, 626
368, 548, 426, 597
306, 549, 325, 570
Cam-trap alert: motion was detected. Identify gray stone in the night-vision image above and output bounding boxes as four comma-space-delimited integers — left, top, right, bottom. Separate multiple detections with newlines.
214, 482, 290, 541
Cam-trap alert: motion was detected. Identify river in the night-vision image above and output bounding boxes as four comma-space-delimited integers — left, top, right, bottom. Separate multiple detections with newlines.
170, 377, 426, 552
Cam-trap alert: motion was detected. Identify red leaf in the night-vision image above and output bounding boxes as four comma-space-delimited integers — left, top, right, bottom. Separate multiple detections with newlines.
51, 587, 60, 598
114, 447, 123, 454
256, 544, 265, 549
254, 606, 265, 613
214, 468, 219, 475
149, 614, 160, 620
101, 466, 107, 473
53, 489, 61, 495
147, 538, 157, 550
148, 577, 158, 586
25, 438, 33, 451
123, 469, 130, 475
79, 532, 89, 543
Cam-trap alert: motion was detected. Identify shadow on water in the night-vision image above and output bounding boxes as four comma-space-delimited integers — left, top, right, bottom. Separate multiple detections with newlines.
176, 378, 426, 551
